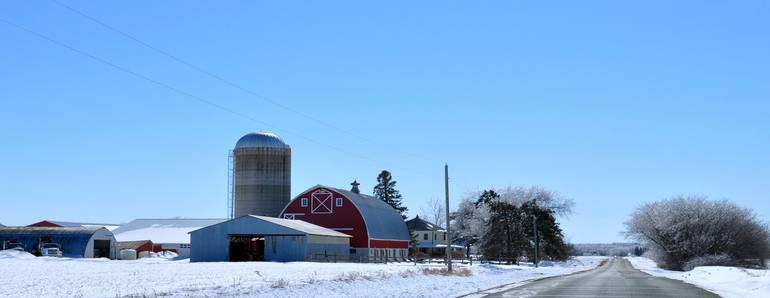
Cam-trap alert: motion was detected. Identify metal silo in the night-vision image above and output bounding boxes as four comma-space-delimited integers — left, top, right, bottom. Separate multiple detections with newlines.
229, 132, 291, 218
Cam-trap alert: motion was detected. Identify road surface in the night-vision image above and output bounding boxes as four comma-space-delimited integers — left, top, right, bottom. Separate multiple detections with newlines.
479, 257, 719, 298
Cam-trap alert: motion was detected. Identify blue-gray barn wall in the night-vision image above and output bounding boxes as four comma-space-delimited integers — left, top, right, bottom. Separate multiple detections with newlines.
264, 235, 306, 262
191, 216, 307, 262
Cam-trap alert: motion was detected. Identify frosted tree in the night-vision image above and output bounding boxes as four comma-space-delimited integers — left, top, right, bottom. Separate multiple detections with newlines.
625, 196, 770, 271
498, 186, 574, 217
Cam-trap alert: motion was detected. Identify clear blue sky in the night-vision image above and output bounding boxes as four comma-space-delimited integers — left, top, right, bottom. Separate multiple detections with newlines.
1, 1, 768, 243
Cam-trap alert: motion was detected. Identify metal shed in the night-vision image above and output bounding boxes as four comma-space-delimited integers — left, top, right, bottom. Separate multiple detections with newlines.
0, 227, 116, 258
190, 215, 351, 262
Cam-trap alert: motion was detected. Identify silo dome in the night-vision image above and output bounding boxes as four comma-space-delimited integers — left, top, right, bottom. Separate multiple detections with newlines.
235, 132, 290, 149
232, 132, 291, 218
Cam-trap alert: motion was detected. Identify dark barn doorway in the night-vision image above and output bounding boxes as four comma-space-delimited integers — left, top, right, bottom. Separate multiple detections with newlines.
93, 240, 111, 258
229, 236, 265, 262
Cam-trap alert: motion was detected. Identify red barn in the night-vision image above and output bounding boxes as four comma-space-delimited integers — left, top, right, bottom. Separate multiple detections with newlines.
280, 184, 410, 261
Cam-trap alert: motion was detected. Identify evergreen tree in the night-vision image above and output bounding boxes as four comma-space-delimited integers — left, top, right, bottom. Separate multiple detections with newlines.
479, 190, 530, 264
373, 170, 408, 219
475, 190, 501, 206
521, 200, 570, 261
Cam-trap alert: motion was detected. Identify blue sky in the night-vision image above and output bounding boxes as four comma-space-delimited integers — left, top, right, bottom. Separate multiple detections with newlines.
1, 1, 768, 243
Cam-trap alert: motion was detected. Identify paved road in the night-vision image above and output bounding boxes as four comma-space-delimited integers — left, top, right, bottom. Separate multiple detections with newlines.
482, 257, 720, 298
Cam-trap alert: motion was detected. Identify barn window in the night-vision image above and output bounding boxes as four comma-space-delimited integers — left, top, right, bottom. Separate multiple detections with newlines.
423, 234, 428, 240
311, 190, 334, 214
443, 233, 446, 240
335, 198, 343, 207
301, 198, 308, 207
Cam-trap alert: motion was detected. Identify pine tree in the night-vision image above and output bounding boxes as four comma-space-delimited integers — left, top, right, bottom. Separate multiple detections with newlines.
521, 200, 570, 261
373, 170, 408, 219
480, 200, 529, 264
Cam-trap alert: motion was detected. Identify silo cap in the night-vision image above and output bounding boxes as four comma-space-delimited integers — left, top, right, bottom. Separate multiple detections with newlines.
235, 132, 290, 149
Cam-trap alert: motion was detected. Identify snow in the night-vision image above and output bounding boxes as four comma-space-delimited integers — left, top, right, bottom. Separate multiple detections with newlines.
627, 256, 770, 298
112, 219, 226, 244
114, 227, 198, 243
0, 255, 605, 297
0, 249, 35, 259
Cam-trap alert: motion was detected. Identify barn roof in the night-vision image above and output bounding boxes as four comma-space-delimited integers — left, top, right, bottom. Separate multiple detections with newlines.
190, 215, 352, 238
251, 216, 352, 237
116, 240, 152, 250
112, 218, 227, 244
28, 220, 120, 231
318, 185, 411, 241
0, 226, 106, 236
406, 216, 445, 232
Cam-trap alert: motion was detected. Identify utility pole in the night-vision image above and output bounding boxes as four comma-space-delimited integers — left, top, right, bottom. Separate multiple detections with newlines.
533, 214, 539, 268
445, 164, 452, 272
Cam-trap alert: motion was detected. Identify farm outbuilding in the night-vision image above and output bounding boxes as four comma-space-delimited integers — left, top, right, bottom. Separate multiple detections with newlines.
112, 218, 225, 258
116, 240, 159, 256
0, 227, 116, 258
280, 184, 411, 262
190, 215, 351, 263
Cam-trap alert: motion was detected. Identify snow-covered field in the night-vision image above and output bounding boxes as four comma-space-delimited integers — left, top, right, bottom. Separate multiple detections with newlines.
0, 250, 604, 298
627, 256, 770, 298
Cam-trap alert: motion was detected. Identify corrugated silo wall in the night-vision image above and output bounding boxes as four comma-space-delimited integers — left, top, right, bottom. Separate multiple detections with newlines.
234, 147, 291, 217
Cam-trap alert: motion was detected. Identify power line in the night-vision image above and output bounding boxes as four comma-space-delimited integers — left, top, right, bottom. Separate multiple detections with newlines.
0, 17, 432, 176
50, 0, 441, 164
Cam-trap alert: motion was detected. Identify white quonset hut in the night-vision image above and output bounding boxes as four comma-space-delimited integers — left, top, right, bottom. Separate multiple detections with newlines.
190, 215, 351, 262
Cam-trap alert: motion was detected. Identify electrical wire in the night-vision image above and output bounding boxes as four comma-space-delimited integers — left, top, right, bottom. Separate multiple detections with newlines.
0, 17, 433, 176
50, 0, 441, 165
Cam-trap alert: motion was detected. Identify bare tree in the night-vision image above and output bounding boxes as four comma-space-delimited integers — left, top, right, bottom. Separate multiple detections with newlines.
420, 197, 446, 245
421, 197, 445, 228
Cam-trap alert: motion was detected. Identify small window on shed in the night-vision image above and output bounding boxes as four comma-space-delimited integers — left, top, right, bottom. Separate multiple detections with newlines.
301, 198, 308, 207
335, 198, 343, 207
423, 234, 428, 240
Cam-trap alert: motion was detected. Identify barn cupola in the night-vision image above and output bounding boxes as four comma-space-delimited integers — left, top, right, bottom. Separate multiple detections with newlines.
350, 180, 361, 194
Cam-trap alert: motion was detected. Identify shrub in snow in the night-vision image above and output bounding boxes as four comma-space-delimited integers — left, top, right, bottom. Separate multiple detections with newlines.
625, 196, 770, 271
269, 278, 289, 288
682, 254, 733, 271
421, 267, 472, 276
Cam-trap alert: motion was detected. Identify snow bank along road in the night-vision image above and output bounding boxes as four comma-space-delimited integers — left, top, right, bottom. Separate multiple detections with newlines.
627, 257, 770, 298
0, 250, 605, 298
478, 257, 719, 298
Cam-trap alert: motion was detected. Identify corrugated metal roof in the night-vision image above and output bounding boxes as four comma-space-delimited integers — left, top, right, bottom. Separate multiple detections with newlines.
0, 226, 105, 235
112, 218, 227, 244
49, 220, 118, 227
327, 186, 411, 241
249, 216, 351, 238
234, 132, 290, 149
116, 240, 152, 250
